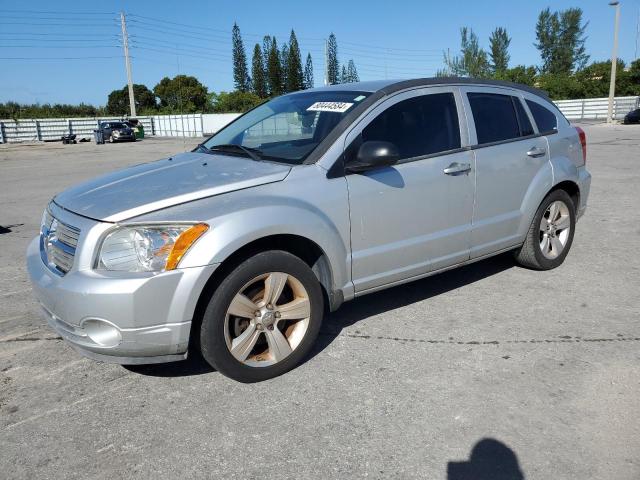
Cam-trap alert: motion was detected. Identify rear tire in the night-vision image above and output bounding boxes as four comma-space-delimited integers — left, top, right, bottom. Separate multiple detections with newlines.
200, 250, 324, 383
514, 189, 576, 270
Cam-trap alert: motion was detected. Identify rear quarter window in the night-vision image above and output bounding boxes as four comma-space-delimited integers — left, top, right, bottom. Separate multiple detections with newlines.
526, 100, 558, 133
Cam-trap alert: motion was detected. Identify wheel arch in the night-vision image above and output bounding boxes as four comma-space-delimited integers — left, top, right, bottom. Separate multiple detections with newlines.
188, 234, 341, 354
550, 180, 580, 211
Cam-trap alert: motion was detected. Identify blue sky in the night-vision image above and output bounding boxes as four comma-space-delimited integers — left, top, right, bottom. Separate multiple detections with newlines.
1, 0, 639, 105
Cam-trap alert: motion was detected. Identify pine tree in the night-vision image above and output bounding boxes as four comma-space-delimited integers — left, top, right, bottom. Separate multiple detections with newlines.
286, 30, 304, 92
267, 37, 283, 96
443, 27, 490, 78
251, 44, 268, 98
232, 22, 251, 92
340, 65, 348, 84
346, 60, 359, 83
489, 27, 511, 75
303, 53, 314, 89
280, 42, 289, 93
262, 36, 272, 95
327, 33, 339, 85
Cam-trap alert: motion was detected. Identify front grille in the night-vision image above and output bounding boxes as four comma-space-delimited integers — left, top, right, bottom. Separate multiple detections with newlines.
41, 209, 81, 275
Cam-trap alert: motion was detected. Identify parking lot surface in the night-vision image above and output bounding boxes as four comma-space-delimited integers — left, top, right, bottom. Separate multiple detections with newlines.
1, 127, 639, 479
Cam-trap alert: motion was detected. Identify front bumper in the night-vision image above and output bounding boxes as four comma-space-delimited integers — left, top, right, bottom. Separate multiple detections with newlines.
27, 237, 217, 364
112, 133, 135, 141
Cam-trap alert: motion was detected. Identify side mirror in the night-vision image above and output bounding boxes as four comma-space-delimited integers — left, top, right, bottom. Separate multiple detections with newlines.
346, 141, 400, 173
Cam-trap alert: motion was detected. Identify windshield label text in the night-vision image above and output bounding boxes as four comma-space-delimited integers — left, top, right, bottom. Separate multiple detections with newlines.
307, 102, 354, 113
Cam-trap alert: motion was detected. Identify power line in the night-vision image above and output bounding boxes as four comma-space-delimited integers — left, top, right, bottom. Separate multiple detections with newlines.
1, 45, 120, 48
0, 9, 116, 14
130, 45, 231, 62
127, 14, 231, 35
134, 56, 229, 75
0, 56, 123, 60
130, 35, 233, 55
339, 39, 442, 53
126, 24, 229, 43
127, 20, 231, 41
0, 21, 118, 27
128, 13, 325, 43
0, 37, 119, 41
130, 42, 231, 60
0, 32, 119, 37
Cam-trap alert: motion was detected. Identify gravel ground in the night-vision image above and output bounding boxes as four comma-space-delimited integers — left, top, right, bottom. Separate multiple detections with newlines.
0, 126, 639, 480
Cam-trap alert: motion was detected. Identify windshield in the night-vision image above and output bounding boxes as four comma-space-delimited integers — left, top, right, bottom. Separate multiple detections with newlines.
106, 122, 128, 129
201, 90, 371, 165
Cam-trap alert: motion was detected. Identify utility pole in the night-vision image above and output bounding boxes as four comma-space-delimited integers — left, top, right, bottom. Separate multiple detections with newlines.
607, 1, 621, 124
120, 11, 136, 118
634, 6, 640, 60
324, 39, 328, 86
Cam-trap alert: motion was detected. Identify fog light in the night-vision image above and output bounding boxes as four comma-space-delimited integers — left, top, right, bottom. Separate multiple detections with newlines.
81, 319, 122, 347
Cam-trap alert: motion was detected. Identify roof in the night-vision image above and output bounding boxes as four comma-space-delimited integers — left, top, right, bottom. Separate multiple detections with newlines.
306, 77, 550, 101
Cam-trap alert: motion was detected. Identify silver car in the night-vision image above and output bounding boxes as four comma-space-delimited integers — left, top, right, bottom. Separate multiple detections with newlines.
27, 78, 591, 382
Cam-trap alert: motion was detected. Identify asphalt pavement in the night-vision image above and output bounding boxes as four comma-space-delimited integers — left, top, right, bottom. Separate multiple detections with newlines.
0, 126, 638, 479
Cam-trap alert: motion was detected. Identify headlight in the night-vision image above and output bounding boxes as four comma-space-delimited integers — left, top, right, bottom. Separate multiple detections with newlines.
97, 223, 208, 272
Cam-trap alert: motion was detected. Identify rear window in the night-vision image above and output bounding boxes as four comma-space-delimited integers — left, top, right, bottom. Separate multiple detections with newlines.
467, 93, 520, 144
526, 100, 558, 133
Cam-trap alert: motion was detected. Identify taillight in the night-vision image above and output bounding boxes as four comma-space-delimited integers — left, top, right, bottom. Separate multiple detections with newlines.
575, 126, 587, 165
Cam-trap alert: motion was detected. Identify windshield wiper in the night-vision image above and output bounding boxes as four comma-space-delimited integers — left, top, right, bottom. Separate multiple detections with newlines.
207, 144, 263, 161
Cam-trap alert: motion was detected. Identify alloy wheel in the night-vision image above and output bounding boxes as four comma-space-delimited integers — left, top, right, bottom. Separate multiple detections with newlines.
223, 272, 311, 367
539, 200, 571, 259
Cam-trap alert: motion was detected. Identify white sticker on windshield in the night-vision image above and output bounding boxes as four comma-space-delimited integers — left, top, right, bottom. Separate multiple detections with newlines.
307, 101, 354, 113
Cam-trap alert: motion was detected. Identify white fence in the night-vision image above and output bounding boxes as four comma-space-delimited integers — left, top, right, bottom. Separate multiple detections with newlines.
0, 113, 241, 143
554, 96, 639, 121
1, 95, 639, 144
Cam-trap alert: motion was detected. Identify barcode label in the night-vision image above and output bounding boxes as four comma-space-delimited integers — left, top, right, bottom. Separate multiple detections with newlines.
307, 102, 354, 113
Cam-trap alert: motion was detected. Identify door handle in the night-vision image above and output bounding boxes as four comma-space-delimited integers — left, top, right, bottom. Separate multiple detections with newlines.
443, 162, 471, 175
526, 147, 546, 158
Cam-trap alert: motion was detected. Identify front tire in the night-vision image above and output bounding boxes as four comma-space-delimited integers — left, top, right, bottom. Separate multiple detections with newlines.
200, 250, 324, 382
514, 189, 576, 270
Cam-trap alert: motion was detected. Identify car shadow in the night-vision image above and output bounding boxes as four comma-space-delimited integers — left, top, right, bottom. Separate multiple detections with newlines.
123, 352, 215, 377
307, 252, 516, 362
126, 252, 515, 378
447, 438, 525, 480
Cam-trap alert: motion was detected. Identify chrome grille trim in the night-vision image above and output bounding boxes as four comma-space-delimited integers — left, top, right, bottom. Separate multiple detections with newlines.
40, 208, 81, 275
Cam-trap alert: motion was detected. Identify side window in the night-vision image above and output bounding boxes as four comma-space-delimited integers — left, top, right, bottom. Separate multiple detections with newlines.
526, 100, 558, 133
467, 92, 520, 144
359, 92, 461, 161
513, 97, 534, 136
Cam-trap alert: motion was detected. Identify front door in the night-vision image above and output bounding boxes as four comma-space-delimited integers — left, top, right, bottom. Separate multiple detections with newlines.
344, 87, 475, 293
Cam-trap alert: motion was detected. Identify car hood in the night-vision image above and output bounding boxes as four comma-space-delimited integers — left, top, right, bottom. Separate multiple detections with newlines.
54, 152, 291, 222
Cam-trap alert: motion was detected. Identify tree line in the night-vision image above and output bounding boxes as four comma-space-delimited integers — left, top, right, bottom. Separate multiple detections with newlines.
1, 25, 360, 120
439, 7, 640, 99
3, 9, 639, 120
233, 26, 358, 97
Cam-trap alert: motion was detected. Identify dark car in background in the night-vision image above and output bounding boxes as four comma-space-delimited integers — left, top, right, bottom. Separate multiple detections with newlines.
99, 122, 136, 142
623, 108, 640, 125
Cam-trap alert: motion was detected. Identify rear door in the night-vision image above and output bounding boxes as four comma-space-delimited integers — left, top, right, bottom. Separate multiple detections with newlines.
460, 87, 552, 258
344, 87, 475, 293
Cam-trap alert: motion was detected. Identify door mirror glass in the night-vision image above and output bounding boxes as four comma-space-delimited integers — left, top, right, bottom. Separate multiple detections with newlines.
346, 141, 400, 173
